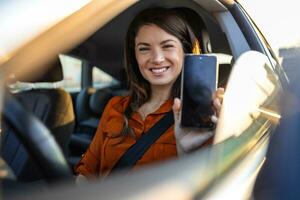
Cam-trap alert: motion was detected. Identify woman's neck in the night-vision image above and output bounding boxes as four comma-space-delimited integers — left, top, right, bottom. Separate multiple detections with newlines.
149, 84, 172, 104
137, 85, 172, 120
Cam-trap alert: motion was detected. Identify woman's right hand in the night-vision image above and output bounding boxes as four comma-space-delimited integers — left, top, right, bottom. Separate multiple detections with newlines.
172, 88, 224, 154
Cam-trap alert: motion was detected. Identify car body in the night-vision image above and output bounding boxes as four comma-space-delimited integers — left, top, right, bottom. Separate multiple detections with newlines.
0, 0, 288, 199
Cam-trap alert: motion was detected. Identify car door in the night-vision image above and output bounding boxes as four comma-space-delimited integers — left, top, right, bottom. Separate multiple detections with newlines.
203, 50, 282, 199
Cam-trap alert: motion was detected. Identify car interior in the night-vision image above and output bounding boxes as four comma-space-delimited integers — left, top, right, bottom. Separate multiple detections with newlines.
1, 0, 242, 197
2, 58, 74, 182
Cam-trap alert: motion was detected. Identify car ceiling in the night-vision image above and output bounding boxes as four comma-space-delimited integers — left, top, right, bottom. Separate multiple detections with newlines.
1, 0, 231, 84
68, 0, 231, 82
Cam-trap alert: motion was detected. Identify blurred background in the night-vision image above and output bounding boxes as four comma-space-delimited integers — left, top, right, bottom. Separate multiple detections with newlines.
240, 0, 300, 84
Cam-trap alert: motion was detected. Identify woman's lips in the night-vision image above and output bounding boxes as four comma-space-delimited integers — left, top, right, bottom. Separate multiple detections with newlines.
149, 66, 170, 75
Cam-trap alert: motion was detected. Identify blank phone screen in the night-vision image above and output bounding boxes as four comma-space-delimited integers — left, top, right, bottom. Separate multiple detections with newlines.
180, 54, 218, 129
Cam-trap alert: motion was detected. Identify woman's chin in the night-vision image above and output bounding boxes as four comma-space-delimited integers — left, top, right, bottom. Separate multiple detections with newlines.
148, 78, 174, 87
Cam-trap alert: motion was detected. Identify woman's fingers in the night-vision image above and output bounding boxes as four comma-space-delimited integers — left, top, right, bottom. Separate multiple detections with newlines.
213, 98, 221, 116
215, 87, 225, 99
213, 87, 224, 117
211, 114, 218, 123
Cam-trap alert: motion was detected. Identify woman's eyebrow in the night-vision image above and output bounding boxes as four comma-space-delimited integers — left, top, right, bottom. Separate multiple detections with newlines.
161, 39, 177, 45
136, 39, 177, 47
136, 42, 150, 47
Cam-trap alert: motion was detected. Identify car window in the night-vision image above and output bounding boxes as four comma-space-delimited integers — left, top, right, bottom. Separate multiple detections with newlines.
93, 66, 119, 89
236, 3, 289, 86
59, 54, 120, 92
59, 54, 82, 92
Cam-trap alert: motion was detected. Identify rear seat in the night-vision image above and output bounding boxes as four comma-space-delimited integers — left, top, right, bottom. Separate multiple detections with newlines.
68, 87, 128, 167
76, 87, 113, 137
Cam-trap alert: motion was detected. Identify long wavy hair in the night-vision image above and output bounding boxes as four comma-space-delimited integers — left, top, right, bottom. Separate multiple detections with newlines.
122, 7, 201, 137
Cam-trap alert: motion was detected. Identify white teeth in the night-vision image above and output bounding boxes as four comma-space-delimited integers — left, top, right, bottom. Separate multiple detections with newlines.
150, 67, 168, 74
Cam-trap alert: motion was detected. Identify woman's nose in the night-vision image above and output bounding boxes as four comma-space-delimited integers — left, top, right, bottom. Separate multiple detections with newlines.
151, 49, 165, 64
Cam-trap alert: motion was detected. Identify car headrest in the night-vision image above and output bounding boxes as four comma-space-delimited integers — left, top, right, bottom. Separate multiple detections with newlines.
17, 58, 63, 83
89, 89, 113, 116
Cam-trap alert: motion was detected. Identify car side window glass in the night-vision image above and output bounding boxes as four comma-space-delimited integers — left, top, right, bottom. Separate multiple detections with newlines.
59, 54, 82, 92
237, 3, 278, 65
237, 5, 288, 85
92, 66, 119, 89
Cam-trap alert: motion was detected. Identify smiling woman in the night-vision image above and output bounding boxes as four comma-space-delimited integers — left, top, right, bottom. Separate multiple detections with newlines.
75, 7, 222, 178
0, 0, 289, 199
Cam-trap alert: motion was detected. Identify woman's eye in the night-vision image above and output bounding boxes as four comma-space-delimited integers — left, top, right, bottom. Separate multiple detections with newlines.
138, 47, 150, 52
163, 44, 174, 49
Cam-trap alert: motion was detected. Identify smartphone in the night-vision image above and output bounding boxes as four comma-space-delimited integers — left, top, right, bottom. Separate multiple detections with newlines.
180, 54, 218, 129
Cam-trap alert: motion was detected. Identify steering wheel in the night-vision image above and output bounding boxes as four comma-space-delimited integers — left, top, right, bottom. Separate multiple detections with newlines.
2, 93, 72, 183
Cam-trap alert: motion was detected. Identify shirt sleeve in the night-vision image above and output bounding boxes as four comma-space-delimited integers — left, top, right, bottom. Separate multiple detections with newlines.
74, 96, 121, 177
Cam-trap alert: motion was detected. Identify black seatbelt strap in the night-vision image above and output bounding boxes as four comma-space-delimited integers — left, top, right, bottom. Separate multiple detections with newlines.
110, 111, 174, 173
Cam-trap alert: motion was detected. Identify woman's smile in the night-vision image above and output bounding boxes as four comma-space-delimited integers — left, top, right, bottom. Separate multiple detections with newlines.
149, 66, 170, 75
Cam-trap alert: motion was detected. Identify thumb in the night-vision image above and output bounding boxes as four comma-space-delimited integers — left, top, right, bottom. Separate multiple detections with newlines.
172, 97, 181, 121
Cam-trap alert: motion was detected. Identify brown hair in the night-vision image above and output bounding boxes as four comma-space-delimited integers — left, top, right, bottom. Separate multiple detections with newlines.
122, 7, 201, 137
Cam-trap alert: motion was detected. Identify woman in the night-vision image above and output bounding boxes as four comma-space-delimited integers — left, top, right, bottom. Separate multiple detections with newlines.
75, 7, 223, 179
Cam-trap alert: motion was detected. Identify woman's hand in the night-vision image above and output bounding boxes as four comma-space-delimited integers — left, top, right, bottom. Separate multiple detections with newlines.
173, 88, 224, 154
211, 87, 224, 123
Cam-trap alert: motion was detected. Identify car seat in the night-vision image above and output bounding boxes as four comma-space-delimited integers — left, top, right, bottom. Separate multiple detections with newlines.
2, 59, 75, 182
68, 87, 114, 166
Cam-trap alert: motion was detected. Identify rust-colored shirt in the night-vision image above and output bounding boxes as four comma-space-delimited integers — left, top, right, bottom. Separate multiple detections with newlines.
75, 96, 176, 177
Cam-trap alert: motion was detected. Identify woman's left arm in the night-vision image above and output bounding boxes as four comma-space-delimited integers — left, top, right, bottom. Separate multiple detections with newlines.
173, 88, 224, 155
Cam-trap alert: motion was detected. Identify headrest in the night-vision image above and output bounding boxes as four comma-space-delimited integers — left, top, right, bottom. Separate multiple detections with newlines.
89, 89, 113, 115
17, 58, 63, 83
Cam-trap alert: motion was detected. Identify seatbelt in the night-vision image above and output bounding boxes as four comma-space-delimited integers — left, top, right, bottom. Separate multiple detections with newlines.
110, 111, 174, 174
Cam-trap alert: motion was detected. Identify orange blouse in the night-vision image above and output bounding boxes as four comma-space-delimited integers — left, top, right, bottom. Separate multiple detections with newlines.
75, 96, 177, 177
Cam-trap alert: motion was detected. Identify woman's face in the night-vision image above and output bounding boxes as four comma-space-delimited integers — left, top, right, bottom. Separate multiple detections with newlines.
135, 24, 184, 88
